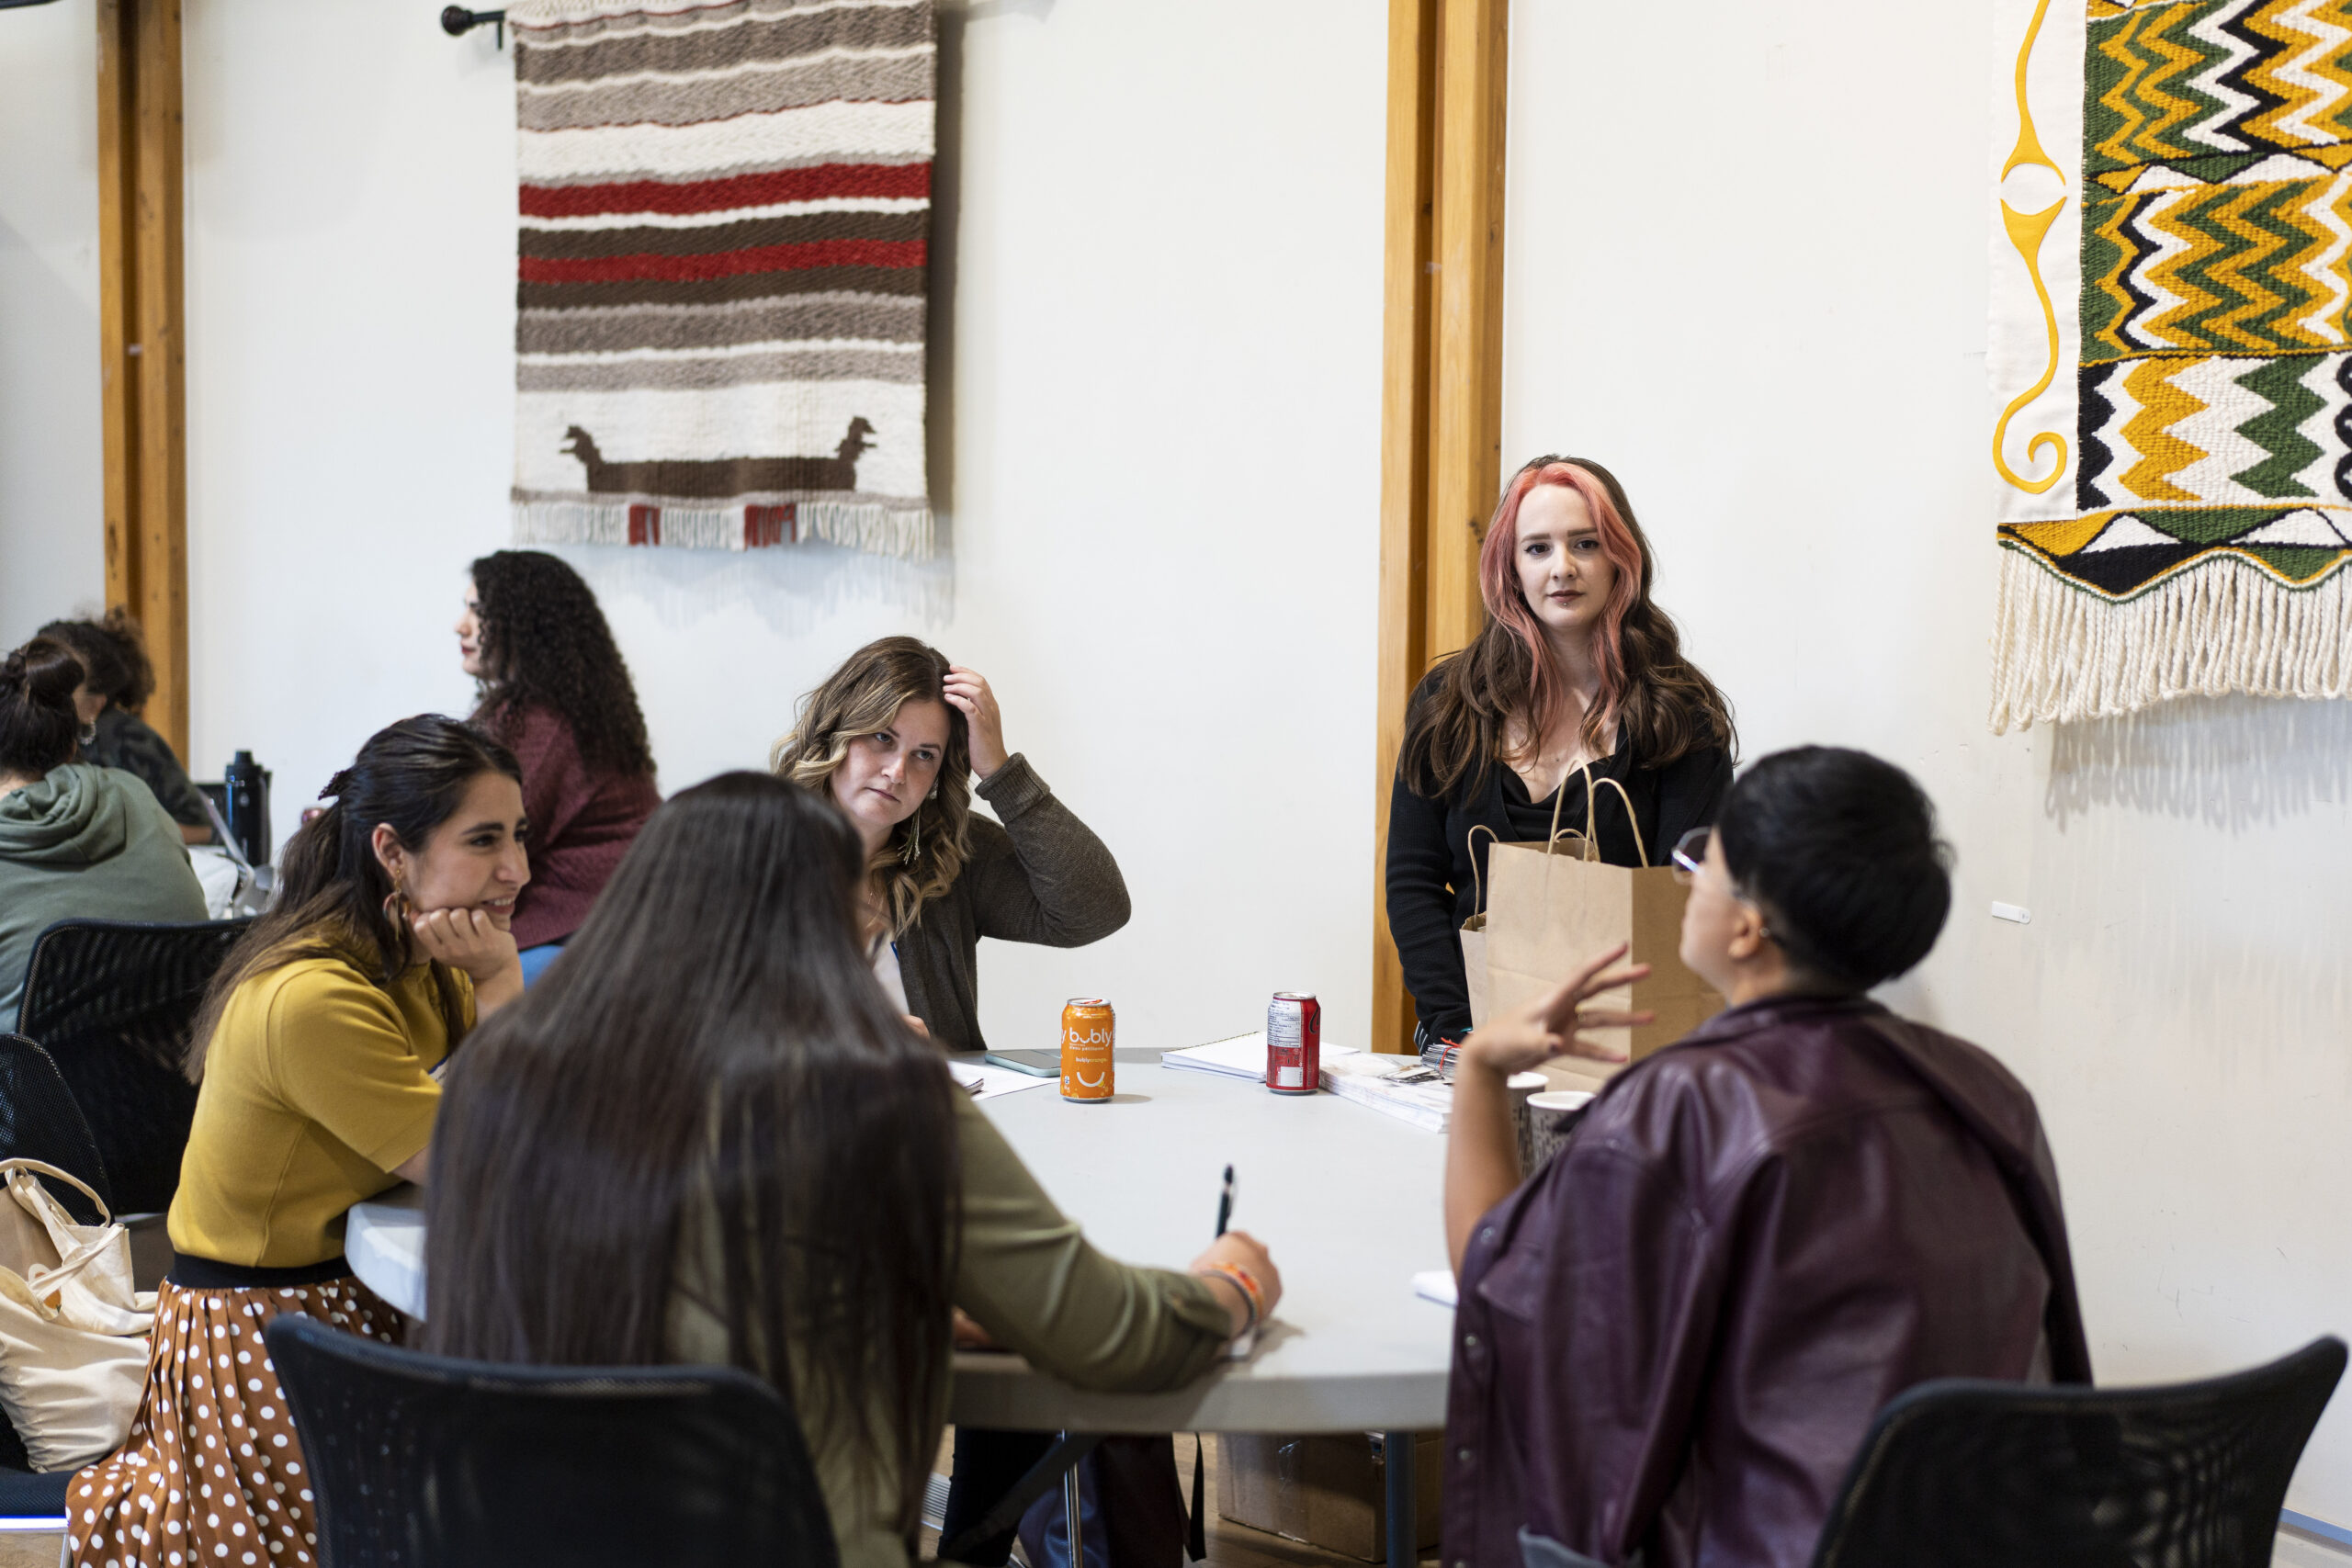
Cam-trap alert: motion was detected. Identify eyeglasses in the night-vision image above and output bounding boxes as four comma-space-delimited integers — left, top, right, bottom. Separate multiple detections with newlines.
1669, 827, 1712, 886
1670, 826, 1779, 944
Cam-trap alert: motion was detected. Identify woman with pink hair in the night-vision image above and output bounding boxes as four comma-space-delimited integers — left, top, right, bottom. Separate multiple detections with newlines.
1386, 455, 1736, 1051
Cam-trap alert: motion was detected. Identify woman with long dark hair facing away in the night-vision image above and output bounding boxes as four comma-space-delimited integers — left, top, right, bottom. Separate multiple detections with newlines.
458, 549, 659, 984
1436, 749, 2087, 1568
425, 773, 1278, 1568
0, 637, 206, 1017
67, 716, 529, 1568
772, 635, 1127, 1054
38, 611, 212, 843
1387, 456, 1736, 1052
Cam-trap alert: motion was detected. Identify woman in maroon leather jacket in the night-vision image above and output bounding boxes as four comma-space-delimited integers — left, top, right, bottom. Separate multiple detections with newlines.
1438, 748, 2089, 1568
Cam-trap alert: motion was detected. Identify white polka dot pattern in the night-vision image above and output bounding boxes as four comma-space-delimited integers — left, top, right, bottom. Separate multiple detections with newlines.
62, 1277, 402, 1568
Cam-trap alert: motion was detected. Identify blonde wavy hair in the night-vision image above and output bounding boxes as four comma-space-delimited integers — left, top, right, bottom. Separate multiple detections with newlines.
772, 636, 973, 937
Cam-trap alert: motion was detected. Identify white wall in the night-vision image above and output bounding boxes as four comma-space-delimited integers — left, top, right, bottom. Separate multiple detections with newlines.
0, 0, 103, 637
2, 0, 1387, 1053
1505, 0, 2352, 1527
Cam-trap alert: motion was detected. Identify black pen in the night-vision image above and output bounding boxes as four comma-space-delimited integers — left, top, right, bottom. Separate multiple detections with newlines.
1216, 1164, 1236, 1237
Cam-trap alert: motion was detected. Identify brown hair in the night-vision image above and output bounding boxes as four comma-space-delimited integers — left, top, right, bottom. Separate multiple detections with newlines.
37, 610, 154, 714
424, 773, 958, 1536
771, 637, 972, 937
1399, 455, 1736, 800
186, 716, 522, 1081
0, 638, 85, 779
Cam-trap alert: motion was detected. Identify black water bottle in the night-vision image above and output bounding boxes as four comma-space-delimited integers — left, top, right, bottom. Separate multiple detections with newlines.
223, 750, 273, 868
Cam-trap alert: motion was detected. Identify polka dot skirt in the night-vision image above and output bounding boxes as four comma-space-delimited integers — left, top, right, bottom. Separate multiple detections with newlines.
63, 1274, 403, 1568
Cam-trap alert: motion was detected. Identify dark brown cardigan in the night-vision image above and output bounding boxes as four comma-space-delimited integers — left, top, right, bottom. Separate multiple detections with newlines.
896, 752, 1130, 1055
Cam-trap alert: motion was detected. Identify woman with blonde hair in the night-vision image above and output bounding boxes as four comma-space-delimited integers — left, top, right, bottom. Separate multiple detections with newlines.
772, 635, 1126, 1055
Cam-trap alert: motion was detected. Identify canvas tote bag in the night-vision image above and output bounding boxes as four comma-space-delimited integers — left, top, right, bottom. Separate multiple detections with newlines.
0, 1160, 156, 1471
1483, 766, 1724, 1094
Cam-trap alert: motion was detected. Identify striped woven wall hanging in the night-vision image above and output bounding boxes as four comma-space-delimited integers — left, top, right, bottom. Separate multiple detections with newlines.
1989, 0, 2352, 728
506, 0, 935, 558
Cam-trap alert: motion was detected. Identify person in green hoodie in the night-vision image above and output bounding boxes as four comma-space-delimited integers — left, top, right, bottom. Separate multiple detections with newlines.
0, 637, 208, 1021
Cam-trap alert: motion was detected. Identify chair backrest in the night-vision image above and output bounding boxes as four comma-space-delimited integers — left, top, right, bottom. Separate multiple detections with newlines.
264, 1314, 843, 1568
1812, 1337, 2347, 1568
14, 918, 251, 1213
0, 1034, 112, 1227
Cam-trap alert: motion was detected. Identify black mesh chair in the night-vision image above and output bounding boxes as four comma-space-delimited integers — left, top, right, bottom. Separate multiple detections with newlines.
265, 1314, 842, 1568
0, 1033, 117, 1517
14, 918, 251, 1215
1812, 1337, 2346, 1568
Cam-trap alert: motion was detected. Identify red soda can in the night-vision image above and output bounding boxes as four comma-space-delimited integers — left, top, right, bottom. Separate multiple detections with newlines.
1265, 992, 1320, 1094
1060, 997, 1114, 1102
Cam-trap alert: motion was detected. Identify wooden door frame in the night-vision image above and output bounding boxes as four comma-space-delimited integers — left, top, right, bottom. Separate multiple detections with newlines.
96, 0, 190, 759
1372, 0, 1509, 1054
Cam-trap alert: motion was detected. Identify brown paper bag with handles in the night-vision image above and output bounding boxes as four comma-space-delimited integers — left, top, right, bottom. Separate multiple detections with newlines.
1483, 766, 1724, 1094
1458, 825, 1498, 1032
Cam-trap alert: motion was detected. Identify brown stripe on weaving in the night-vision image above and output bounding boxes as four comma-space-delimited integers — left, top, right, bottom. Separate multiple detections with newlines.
520, 54, 932, 133
519, 265, 927, 310
514, 485, 927, 510
519, 151, 931, 190
517, 0, 921, 50
516, 294, 925, 355
522, 209, 927, 261
518, 5, 933, 87
519, 346, 923, 392
521, 58, 931, 135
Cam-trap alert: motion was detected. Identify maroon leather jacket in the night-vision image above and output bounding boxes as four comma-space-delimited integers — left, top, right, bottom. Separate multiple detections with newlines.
1442, 994, 2090, 1568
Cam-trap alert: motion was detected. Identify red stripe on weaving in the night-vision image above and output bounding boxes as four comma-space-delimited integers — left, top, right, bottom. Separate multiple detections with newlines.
519, 238, 925, 285
521, 164, 932, 220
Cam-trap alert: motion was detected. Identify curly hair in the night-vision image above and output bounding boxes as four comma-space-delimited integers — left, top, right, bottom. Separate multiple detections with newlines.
468, 551, 655, 779
1400, 454, 1736, 801
771, 637, 972, 938
38, 609, 155, 713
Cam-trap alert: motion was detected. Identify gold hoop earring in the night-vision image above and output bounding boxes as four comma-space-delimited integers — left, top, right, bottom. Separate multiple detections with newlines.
381, 886, 413, 931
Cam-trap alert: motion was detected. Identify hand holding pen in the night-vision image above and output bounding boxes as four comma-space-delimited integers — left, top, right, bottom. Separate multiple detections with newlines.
1191, 1164, 1282, 1342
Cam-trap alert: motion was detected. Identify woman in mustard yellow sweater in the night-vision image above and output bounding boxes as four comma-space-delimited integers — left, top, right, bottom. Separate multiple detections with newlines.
67, 716, 530, 1568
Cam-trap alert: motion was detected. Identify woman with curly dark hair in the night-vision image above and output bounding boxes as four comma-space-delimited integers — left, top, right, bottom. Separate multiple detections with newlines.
458, 550, 661, 983
1386, 455, 1736, 1053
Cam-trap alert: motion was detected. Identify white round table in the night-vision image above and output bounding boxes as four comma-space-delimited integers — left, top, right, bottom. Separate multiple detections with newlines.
345, 1054, 1458, 1566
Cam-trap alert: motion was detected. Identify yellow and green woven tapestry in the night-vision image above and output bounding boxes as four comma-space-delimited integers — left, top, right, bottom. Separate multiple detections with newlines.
1990, 0, 2352, 728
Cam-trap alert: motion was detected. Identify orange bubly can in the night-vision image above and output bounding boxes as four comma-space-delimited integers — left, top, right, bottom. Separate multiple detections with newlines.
1060, 997, 1115, 1102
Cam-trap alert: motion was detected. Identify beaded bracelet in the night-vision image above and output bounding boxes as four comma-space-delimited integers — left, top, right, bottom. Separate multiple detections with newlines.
1196, 1261, 1263, 1337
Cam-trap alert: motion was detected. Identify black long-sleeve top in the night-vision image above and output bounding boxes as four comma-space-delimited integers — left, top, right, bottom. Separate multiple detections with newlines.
1385, 682, 1732, 1043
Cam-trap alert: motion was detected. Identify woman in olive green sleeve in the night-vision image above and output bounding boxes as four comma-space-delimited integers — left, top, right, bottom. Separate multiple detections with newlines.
424, 773, 1281, 1568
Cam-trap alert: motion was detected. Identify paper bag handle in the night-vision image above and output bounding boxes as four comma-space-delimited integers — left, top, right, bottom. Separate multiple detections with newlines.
1464, 825, 1500, 919
1538, 763, 1650, 868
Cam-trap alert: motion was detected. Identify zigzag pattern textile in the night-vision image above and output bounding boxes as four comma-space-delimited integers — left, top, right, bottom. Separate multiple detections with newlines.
1990, 0, 2352, 727
506, 0, 935, 558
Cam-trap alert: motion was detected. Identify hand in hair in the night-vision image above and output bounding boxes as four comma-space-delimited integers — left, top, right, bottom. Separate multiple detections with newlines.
942, 665, 1008, 779
1460, 942, 1655, 1074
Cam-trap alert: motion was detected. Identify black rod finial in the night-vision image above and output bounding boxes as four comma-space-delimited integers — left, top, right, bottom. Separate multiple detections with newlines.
440, 6, 506, 48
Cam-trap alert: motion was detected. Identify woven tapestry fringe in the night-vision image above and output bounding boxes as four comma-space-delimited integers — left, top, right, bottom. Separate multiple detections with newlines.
1989, 548, 2352, 731
514, 501, 935, 559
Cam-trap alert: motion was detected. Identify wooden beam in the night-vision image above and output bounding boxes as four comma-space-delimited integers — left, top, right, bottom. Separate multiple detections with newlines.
1371, 0, 1509, 1055
1426, 0, 1508, 661
96, 0, 189, 759
1371, 0, 1440, 1056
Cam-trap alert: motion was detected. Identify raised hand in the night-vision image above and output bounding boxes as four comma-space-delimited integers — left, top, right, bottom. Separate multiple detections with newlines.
1460, 942, 1655, 1075
943, 665, 1008, 779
